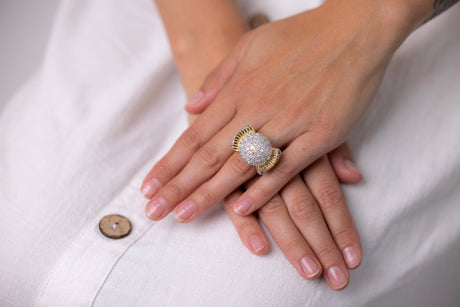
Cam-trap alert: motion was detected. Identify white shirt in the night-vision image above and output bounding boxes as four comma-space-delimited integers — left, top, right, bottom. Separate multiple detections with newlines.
1, 0, 459, 306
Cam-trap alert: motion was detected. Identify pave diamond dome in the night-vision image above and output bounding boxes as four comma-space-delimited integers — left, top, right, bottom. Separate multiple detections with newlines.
239, 133, 271, 166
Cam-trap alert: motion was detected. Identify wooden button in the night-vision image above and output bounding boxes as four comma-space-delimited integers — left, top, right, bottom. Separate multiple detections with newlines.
249, 13, 270, 29
99, 214, 132, 239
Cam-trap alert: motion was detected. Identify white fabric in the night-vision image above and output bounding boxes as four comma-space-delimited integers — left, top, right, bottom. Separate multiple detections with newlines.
1, 0, 459, 306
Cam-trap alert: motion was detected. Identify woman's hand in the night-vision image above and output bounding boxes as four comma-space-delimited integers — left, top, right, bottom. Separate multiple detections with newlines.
143, 0, 415, 222
147, 0, 374, 290
224, 144, 364, 290
187, 87, 364, 290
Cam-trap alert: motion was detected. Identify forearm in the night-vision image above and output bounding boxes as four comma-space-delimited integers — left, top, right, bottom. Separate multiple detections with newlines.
154, 0, 249, 96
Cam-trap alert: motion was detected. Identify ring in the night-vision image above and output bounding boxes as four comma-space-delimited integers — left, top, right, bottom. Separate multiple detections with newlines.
231, 125, 281, 175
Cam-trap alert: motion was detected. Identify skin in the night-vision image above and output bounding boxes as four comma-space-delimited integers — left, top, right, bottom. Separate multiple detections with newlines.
150, 0, 364, 290
144, 0, 457, 290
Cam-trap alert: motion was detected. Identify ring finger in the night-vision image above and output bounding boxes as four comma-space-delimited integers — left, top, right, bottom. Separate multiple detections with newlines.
281, 174, 350, 290
256, 191, 322, 280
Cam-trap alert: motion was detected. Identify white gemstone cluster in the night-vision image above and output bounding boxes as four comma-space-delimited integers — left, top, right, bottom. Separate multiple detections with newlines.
239, 133, 272, 166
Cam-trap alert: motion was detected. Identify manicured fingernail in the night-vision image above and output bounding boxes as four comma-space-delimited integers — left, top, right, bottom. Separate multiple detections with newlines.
250, 235, 265, 253
146, 197, 167, 219
141, 178, 160, 198
174, 201, 196, 222
344, 160, 361, 175
343, 246, 360, 268
187, 90, 204, 106
328, 266, 348, 289
234, 198, 252, 215
301, 256, 320, 278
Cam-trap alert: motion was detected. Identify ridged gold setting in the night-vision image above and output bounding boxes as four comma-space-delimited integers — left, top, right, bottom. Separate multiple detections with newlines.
255, 148, 281, 175
231, 125, 255, 152
231, 125, 281, 175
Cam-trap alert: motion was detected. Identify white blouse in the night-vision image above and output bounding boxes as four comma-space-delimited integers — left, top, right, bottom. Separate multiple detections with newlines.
1, 0, 459, 306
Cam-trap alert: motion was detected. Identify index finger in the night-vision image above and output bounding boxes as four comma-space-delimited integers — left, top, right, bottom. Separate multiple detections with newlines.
141, 98, 236, 198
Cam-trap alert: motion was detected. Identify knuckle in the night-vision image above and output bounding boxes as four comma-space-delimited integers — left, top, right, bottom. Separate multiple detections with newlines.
285, 237, 303, 255
196, 145, 220, 168
290, 195, 317, 220
316, 184, 344, 210
258, 197, 285, 218
228, 156, 252, 175
315, 117, 338, 138
238, 220, 256, 234
274, 161, 297, 180
333, 227, 356, 246
316, 245, 337, 261
179, 127, 201, 151
163, 182, 183, 200
197, 185, 214, 206
154, 159, 173, 179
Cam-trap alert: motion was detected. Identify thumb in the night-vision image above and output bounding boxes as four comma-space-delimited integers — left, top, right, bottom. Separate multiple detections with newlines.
185, 31, 257, 114
328, 143, 363, 184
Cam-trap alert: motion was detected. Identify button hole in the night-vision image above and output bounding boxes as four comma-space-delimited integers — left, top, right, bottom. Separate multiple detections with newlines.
112, 222, 119, 230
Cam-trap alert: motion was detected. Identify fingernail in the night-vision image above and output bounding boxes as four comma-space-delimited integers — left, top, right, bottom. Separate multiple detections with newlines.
234, 198, 252, 215
141, 178, 160, 198
250, 235, 265, 253
343, 246, 360, 269
187, 90, 204, 106
146, 197, 167, 219
174, 201, 196, 222
344, 160, 361, 175
328, 266, 348, 289
301, 256, 320, 278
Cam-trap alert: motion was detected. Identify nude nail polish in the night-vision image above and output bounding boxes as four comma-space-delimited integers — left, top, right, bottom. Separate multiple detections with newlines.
343, 246, 360, 268
234, 198, 252, 215
187, 90, 204, 106
174, 201, 196, 222
328, 266, 348, 289
301, 256, 320, 278
344, 160, 360, 175
141, 178, 160, 198
146, 197, 167, 219
250, 235, 264, 253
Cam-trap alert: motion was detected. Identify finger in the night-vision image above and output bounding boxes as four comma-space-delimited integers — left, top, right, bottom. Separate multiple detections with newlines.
142, 32, 260, 200
170, 152, 255, 222
281, 175, 350, 290
257, 193, 322, 280
328, 142, 363, 184
223, 189, 269, 255
185, 31, 257, 114
303, 156, 362, 270
146, 117, 262, 221
184, 58, 237, 114
170, 129, 322, 223
232, 131, 332, 216
141, 98, 236, 199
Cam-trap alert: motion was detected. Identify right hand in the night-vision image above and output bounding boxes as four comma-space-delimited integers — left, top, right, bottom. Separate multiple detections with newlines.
144, 1, 365, 289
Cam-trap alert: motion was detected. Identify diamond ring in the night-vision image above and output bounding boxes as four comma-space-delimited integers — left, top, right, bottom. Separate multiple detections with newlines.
231, 125, 281, 175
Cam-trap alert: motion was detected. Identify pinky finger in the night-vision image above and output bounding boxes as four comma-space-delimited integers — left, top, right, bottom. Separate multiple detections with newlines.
224, 190, 270, 255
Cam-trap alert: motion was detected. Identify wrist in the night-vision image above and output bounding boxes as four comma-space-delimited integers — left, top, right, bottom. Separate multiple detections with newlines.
316, 0, 429, 58
173, 25, 248, 97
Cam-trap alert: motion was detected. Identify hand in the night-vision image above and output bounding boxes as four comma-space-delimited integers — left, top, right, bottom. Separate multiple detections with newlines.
187, 87, 364, 290
225, 145, 364, 290
142, 0, 408, 225
146, 0, 378, 289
